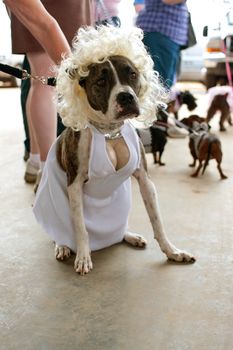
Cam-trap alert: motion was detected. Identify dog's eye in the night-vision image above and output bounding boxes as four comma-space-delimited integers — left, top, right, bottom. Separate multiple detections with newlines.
129, 71, 137, 80
96, 78, 106, 87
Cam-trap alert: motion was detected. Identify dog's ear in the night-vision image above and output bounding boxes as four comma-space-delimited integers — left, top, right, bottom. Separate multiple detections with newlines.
79, 77, 86, 88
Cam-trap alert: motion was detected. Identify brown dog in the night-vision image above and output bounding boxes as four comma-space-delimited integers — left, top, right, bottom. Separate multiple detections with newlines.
206, 93, 232, 131
180, 114, 207, 131
188, 121, 227, 179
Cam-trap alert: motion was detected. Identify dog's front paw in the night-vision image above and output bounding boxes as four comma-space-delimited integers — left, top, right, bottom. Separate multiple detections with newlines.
55, 244, 71, 261
166, 248, 196, 263
74, 250, 93, 275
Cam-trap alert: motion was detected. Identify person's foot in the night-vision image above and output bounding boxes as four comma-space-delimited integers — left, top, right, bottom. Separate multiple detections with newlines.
34, 169, 42, 194
24, 160, 40, 184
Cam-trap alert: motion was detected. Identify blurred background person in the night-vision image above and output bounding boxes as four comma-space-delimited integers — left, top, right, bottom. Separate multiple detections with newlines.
136, 0, 189, 89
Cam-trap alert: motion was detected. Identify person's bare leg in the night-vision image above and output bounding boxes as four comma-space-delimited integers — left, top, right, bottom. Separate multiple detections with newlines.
27, 52, 57, 163
24, 86, 40, 184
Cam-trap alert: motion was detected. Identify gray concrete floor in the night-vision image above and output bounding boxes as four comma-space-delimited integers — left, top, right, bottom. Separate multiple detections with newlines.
1, 83, 233, 350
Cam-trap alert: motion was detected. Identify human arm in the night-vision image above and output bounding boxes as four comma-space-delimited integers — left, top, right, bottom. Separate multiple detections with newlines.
4, 0, 71, 64
162, 0, 186, 4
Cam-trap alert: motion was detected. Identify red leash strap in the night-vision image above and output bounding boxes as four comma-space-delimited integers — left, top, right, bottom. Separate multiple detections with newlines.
222, 38, 233, 87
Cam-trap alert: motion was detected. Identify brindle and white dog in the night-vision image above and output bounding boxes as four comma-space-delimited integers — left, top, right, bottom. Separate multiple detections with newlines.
33, 26, 195, 275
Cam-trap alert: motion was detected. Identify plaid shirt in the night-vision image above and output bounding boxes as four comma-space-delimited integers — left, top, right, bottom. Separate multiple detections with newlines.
136, 0, 189, 46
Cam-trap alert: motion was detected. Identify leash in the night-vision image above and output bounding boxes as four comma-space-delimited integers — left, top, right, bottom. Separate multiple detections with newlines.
222, 38, 233, 87
0, 63, 56, 86
174, 118, 194, 133
0, 62, 198, 136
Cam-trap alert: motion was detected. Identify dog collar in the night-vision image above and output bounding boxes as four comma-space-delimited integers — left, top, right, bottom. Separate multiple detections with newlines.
104, 129, 122, 140
90, 121, 123, 139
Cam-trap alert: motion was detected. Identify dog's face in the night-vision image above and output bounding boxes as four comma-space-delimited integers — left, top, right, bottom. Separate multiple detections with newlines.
180, 115, 208, 130
180, 91, 197, 111
192, 121, 209, 133
79, 55, 141, 124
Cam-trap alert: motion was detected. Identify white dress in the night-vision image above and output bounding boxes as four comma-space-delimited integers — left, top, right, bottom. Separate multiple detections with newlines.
33, 121, 141, 252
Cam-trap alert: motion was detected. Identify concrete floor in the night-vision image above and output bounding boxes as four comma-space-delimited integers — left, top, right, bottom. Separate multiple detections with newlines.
1, 84, 233, 350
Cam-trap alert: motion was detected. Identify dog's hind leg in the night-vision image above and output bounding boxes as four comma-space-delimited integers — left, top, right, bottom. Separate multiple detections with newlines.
189, 158, 196, 167
219, 113, 227, 131
55, 244, 72, 261
217, 163, 227, 179
213, 142, 227, 179
216, 153, 227, 179
124, 232, 147, 248
191, 161, 203, 177
206, 105, 216, 125
228, 113, 233, 126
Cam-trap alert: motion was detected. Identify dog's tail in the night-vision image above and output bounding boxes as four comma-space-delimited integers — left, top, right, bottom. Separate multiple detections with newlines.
202, 140, 212, 175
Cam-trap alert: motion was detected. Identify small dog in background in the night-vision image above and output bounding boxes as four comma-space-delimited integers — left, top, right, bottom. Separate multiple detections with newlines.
206, 86, 233, 131
180, 114, 209, 131
206, 93, 232, 131
150, 108, 168, 165
137, 106, 188, 166
188, 121, 227, 179
167, 89, 197, 119
137, 106, 168, 166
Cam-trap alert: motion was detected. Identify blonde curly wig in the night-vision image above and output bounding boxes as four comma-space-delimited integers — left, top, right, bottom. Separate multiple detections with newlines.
56, 25, 168, 130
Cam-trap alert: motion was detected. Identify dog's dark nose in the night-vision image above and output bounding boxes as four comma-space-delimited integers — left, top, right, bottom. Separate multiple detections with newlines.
117, 92, 134, 106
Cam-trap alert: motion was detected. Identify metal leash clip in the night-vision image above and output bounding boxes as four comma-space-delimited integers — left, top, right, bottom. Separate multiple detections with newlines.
21, 70, 46, 84
21, 69, 31, 80
30, 74, 48, 85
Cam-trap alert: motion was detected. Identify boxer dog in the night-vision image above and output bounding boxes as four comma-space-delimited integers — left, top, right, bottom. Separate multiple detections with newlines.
188, 121, 227, 179
33, 26, 195, 275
